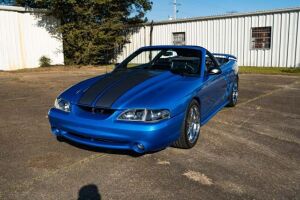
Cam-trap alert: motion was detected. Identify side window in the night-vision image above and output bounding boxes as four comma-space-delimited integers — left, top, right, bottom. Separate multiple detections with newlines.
205, 52, 218, 71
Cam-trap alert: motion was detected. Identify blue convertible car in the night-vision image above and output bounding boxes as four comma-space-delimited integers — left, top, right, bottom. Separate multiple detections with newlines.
48, 45, 238, 153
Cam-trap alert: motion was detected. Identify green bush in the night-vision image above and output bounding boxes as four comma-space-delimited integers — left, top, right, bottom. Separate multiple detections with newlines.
240, 66, 300, 75
39, 56, 51, 67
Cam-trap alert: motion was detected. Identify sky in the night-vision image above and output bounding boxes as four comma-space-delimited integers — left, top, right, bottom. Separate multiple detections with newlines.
146, 0, 300, 21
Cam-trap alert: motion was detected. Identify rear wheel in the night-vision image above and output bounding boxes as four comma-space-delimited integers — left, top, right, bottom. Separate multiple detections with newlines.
228, 77, 239, 107
173, 100, 200, 149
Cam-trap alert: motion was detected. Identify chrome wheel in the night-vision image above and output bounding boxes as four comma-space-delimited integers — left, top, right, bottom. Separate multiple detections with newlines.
186, 105, 200, 143
232, 81, 238, 104
173, 99, 200, 149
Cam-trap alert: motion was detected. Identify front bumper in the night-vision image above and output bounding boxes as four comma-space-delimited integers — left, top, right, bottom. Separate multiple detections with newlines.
48, 108, 184, 153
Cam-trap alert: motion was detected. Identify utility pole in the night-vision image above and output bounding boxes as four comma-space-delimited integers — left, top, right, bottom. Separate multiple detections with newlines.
173, 0, 181, 20
173, 0, 177, 20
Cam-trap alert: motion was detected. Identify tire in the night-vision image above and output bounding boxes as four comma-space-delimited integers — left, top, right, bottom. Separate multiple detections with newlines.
173, 99, 201, 149
228, 77, 239, 107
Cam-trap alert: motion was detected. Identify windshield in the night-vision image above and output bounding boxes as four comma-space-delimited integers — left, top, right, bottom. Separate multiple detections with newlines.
118, 48, 202, 75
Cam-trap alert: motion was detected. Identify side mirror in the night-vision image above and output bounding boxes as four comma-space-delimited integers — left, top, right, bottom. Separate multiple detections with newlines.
208, 67, 222, 75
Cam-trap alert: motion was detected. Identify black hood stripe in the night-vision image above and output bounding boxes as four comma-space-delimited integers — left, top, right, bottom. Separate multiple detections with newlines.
95, 71, 157, 108
78, 72, 124, 105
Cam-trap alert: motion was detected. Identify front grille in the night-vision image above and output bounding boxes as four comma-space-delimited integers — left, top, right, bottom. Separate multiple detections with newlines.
68, 132, 127, 144
78, 105, 115, 115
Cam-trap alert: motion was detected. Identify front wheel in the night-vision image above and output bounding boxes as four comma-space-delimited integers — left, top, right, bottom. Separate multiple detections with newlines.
228, 77, 239, 107
173, 99, 201, 149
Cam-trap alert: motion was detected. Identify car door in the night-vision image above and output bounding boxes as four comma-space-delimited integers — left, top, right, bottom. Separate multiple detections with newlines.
200, 52, 227, 120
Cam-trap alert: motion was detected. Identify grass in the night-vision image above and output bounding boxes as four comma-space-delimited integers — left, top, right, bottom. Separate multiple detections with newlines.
239, 66, 300, 75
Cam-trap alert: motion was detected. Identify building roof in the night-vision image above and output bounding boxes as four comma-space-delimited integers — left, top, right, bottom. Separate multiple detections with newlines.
0, 5, 46, 13
148, 7, 300, 26
1, 5, 299, 25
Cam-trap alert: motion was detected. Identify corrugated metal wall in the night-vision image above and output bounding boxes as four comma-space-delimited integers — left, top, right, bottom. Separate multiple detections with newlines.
0, 6, 64, 70
118, 8, 300, 68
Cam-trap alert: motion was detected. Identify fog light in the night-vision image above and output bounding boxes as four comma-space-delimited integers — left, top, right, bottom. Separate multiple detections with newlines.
51, 128, 67, 136
137, 143, 144, 150
51, 128, 60, 135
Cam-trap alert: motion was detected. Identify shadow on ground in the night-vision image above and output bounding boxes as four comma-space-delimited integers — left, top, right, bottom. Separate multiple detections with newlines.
78, 184, 101, 200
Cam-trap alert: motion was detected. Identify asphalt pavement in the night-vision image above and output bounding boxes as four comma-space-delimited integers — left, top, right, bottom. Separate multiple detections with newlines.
0, 69, 299, 199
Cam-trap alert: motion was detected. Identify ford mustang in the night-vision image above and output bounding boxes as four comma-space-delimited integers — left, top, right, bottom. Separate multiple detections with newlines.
48, 45, 238, 153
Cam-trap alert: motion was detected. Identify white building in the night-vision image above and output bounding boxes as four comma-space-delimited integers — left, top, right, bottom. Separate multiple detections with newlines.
0, 6, 64, 71
118, 7, 300, 68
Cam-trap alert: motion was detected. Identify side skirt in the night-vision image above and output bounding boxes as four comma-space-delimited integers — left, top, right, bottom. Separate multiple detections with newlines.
200, 100, 229, 126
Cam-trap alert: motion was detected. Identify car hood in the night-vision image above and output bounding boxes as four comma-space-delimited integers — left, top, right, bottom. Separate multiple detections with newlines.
59, 69, 201, 111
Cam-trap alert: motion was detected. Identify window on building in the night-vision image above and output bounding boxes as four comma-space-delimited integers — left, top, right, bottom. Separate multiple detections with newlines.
251, 27, 272, 49
173, 32, 186, 45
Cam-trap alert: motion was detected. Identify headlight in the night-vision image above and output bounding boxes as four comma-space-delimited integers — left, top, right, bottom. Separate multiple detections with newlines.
118, 109, 170, 122
54, 98, 71, 112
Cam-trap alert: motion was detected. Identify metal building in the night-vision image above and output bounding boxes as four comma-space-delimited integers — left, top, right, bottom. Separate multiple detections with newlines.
118, 7, 300, 68
0, 6, 64, 71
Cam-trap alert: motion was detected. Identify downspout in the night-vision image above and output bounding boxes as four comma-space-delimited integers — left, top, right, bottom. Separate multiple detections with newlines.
149, 20, 154, 46
149, 20, 154, 60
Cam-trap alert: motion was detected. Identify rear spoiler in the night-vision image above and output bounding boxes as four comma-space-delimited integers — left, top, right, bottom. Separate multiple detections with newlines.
212, 53, 237, 61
